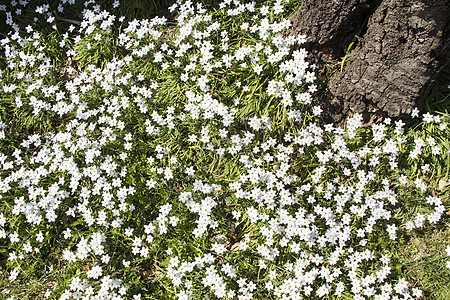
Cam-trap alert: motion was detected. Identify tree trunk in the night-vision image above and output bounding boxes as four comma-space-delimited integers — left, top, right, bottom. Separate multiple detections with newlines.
287, 0, 450, 124
286, 0, 371, 57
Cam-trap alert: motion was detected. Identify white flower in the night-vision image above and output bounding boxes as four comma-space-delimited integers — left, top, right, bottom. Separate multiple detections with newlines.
125, 227, 134, 237
62, 249, 77, 262
133, 293, 141, 300
63, 228, 72, 239
146, 178, 157, 189
185, 166, 195, 176
9, 269, 19, 281
423, 112, 434, 123
101, 254, 110, 264
23, 242, 33, 253
211, 242, 227, 254
312, 105, 322, 116
123, 260, 130, 268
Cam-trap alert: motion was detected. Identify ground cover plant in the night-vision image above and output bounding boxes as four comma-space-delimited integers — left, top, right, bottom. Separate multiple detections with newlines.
0, 0, 449, 299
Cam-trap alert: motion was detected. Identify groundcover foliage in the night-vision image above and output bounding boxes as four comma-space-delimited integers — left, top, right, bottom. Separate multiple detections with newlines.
0, 0, 449, 299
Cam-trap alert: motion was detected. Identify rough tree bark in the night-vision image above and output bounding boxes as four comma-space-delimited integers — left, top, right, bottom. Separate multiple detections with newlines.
286, 0, 450, 124
286, 0, 371, 57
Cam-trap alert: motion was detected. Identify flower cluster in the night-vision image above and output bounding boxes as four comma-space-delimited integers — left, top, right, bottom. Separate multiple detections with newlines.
0, 0, 448, 299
